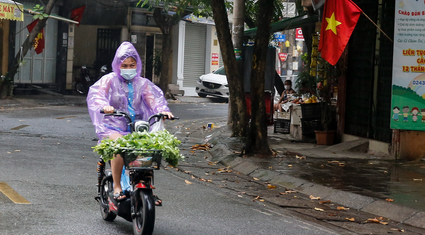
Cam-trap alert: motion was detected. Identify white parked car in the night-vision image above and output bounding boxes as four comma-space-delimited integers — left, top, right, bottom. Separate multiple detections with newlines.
195, 66, 229, 99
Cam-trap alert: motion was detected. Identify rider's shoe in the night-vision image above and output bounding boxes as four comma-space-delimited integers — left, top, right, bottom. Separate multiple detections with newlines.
154, 195, 162, 206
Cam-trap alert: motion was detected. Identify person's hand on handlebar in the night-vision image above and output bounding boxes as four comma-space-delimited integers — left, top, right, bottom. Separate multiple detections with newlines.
161, 111, 174, 120
103, 106, 115, 114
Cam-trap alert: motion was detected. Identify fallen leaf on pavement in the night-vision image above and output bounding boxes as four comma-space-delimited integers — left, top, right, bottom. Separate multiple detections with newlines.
328, 160, 339, 164
296, 155, 306, 160
191, 175, 196, 179
238, 195, 243, 198
314, 207, 324, 211
390, 228, 405, 232
285, 190, 297, 194
366, 217, 388, 225
288, 165, 293, 167
191, 143, 212, 151
339, 162, 345, 167
386, 198, 394, 202
367, 218, 380, 223
319, 200, 331, 204
259, 199, 265, 202
413, 178, 423, 181
310, 195, 321, 200
337, 206, 349, 210
217, 168, 232, 173
185, 180, 193, 185
253, 177, 260, 181
184, 171, 191, 174
279, 192, 286, 195
267, 184, 276, 189
346, 218, 355, 222
253, 196, 261, 201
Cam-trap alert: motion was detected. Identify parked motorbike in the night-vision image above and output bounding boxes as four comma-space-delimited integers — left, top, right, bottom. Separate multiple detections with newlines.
95, 110, 176, 235
74, 65, 109, 95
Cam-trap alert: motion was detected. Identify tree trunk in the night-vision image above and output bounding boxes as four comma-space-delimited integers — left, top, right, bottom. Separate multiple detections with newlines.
4, 0, 58, 97
153, 8, 173, 95
160, 31, 172, 95
211, 0, 247, 137
245, 0, 275, 155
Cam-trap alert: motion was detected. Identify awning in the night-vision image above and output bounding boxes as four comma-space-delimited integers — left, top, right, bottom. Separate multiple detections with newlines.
22, 4, 79, 24
0, 0, 24, 21
244, 14, 318, 38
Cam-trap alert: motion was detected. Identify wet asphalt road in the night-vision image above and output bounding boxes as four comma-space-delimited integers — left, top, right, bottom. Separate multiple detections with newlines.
0, 103, 341, 235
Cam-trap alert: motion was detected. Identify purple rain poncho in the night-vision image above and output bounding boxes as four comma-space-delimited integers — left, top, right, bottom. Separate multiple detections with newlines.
87, 41, 170, 140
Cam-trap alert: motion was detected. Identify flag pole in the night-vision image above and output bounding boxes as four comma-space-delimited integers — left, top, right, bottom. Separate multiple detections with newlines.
361, 11, 393, 43
348, 0, 393, 43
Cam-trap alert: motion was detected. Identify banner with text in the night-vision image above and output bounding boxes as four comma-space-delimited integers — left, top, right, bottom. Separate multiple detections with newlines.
391, 0, 425, 130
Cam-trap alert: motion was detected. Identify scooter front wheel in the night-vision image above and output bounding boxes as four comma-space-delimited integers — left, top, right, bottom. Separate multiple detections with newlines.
99, 174, 117, 221
132, 189, 155, 235
75, 82, 87, 95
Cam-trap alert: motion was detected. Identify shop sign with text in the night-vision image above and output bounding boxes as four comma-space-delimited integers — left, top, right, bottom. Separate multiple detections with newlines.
391, 0, 425, 130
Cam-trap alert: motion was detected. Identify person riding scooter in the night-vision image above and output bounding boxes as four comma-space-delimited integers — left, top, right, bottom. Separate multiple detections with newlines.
87, 41, 173, 205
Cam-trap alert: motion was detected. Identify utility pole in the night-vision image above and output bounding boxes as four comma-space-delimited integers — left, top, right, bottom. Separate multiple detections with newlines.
231, 0, 245, 124
233, 0, 245, 63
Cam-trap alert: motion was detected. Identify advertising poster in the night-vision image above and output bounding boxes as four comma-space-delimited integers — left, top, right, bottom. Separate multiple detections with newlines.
391, 0, 425, 130
211, 53, 219, 65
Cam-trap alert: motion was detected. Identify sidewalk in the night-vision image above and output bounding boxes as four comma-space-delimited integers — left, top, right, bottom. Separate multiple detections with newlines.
2, 93, 425, 229
206, 125, 425, 229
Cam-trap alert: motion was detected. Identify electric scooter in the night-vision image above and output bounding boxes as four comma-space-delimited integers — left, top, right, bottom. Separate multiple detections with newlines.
75, 65, 109, 95
95, 110, 175, 235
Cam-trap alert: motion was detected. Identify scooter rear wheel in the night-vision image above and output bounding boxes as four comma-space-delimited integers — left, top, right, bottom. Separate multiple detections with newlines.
99, 175, 117, 221
132, 189, 155, 235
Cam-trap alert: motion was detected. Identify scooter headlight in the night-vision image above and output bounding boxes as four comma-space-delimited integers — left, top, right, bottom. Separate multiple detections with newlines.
134, 120, 149, 133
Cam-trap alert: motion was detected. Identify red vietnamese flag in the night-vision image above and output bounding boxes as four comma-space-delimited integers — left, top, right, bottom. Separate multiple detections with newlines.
318, 0, 362, 65
27, 19, 45, 54
71, 5, 86, 26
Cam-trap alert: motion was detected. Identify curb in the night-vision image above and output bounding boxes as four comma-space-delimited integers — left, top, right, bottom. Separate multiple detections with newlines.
208, 134, 425, 229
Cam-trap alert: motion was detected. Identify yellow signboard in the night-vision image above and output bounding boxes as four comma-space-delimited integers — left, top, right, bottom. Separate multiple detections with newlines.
0, 1, 24, 21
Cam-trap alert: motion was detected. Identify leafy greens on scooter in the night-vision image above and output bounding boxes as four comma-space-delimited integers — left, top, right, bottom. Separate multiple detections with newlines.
93, 130, 184, 167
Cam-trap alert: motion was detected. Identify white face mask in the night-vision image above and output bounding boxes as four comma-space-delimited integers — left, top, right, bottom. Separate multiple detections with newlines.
120, 68, 137, 81
285, 85, 291, 90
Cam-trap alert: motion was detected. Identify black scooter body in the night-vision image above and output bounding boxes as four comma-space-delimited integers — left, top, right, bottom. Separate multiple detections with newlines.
116, 197, 132, 222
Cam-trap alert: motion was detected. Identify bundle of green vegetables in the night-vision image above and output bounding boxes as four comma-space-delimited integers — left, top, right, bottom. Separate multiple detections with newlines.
93, 130, 184, 167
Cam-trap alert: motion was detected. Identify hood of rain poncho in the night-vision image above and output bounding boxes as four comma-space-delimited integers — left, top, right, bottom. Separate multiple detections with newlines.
86, 41, 170, 140
112, 42, 142, 81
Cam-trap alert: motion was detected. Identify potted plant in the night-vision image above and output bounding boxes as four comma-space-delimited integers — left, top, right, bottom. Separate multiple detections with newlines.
314, 58, 337, 145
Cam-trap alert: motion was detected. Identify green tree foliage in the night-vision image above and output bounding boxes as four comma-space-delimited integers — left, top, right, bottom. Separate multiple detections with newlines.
245, 0, 285, 28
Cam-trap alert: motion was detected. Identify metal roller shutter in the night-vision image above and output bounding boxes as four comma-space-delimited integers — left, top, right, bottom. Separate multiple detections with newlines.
183, 23, 206, 87
15, 14, 58, 84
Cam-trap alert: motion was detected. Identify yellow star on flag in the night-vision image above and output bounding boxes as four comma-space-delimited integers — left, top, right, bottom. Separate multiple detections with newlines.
325, 12, 342, 35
